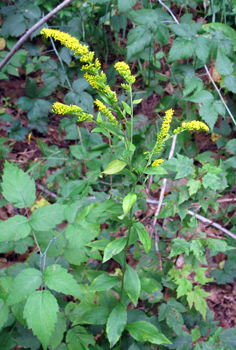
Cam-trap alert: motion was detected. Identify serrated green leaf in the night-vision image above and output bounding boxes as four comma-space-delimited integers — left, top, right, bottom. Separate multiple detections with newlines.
187, 285, 210, 320
219, 328, 236, 350
107, 303, 127, 347
48, 312, 67, 350
2, 161, 36, 208
118, 192, 137, 220
224, 75, 236, 93
66, 326, 95, 350
168, 38, 196, 62
215, 50, 233, 76
133, 222, 151, 253
124, 264, 140, 306
187, 179, 201, 196
169, 238, 190, 258
102, 160, 127, 175
73, 306, 109, 325
125, 321, 171, 344
202, 173, 221, 190
29, 204, 65, 231
103, 238, 127, 263
224, 139, 236, 155
0, 215, 31, 242
43, 264, 83, 298
88, 273, 120, 292
7, 268, 42, 306
185, 90, 214, 103
25, 77, 37, 98
118, 0, 137, 12
23, 290, 58, 350
0, 299, 9, 328
195, 36, 210, 63
199, 100, 225, 130
127, 26, 152, 59
1, 14, 27, 37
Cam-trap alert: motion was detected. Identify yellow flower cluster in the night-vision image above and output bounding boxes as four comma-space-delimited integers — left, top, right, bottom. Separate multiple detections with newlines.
40, 28, 90, 59
94, 100, 118, 126
173, 121, 209, 134
153, 108, 174, 154
52, 102, 93, 122
152, 159, 164, 167
114, 62, 136, 85
52, 102, 83, 115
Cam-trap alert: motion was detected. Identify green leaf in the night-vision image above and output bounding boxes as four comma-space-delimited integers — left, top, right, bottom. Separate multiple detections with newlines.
118, 192, 137, 220
110, 14, 127, 31
215, 50, 233, 76
124, 264, 140, 306
0, 299, 9, 328
185, 90, 214, 103
73, 306, 109, 325
219, 328, 236, 350
169, 238, 190, 258
66, 326, 95, 350
224, 75, 236, 93
43, 264, 83, 298
103, 237, 128, 263
122, 101, 131, 115
187, 179, 201, 196
199, 100, 225, 130
224, 139, 236, 155
143, 166, 167, 175
107, 303, 127, 347
187, 285, 210, 320
7, 268, 42, 306
0, 215, 31, 242
168, 38, 196, 62
48, 312, 66, 350
127, 26, 152, 59
175, 154, 194, 179
133, 222, 151, 253
70, 145, 86, 160
23, 290, 58, 350
2, 161, 36, 208
25, 77, 37, 98
16, 324, 41, 350
125, 321, 171, 344
29, 204, 65, 231
118, 0, 136, 12
88, 273, 120, 292
1, 14, 27, 37
195, 36, 210, 63
102, 160, 127, 175
202, 173, 221, 190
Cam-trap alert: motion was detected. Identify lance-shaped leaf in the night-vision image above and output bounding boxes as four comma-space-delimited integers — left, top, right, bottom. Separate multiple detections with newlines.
124, 264, 140, 306
107, 303, 127, 347
0, 215, 31, 242
102, 159, 126, 175
125, 321, 171, 344
29, 204, 65, 231
88, 273, 120, 292
73, 306, 109, 326
118, 192, 137, 220
23, 290, 58, 350
7, 268, 42, 306
103, 237, 128, 263
43, 264, 83, 299
133, 222, 151, 253
2, 161, 36, 208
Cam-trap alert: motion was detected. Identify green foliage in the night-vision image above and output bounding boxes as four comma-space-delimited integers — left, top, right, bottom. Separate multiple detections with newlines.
0, 0, 235, 349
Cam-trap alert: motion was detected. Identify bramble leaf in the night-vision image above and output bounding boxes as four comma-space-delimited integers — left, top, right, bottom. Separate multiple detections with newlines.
43, 264, 83, 299
0, 216, 31, 242
23, 290, 58, 350
29, 204, 65, 231
7, 268, 42, 306
2, 161, 36, 208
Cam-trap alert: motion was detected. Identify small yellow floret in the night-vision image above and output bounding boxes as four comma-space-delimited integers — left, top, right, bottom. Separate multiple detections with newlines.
153, 108, 174, 154
52, 102, 83, 115
94, 100, 118, 126
173, 121, 209, 134
114, 62, 135, 85
152, 159, 164, 167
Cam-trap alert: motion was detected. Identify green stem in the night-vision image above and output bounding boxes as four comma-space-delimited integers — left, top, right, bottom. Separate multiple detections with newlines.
130, 85, 134, 145
120, 208, 133, 303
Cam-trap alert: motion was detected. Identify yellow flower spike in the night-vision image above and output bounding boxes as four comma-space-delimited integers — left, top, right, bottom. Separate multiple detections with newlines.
173, 121, 209, 134
41, 28, 89, 58
153, 108, 174, 154
152, 159, 164, 167
114, 62, 136, 85
52, 102, 83, 116
94, 99, 118, 126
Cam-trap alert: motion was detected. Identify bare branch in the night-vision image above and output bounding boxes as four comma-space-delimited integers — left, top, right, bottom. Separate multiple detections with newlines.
0, 0, 74, 71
